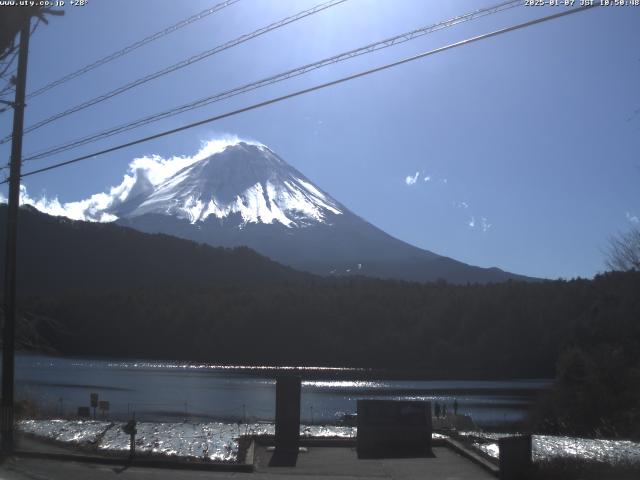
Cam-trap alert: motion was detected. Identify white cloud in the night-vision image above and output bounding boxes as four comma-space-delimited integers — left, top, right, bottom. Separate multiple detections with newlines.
16, 135, 259, 222
405, 171, 420, 186
19, 185, 118, 222
453, 201, 469, 209
423, 175, 431, 182
467, 216, 493, 233
626, 211, 639, 224
468, 215, 491, 232
130, 135, 252, 186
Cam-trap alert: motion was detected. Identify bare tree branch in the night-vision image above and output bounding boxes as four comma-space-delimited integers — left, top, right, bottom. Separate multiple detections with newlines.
606, 227, 640, 272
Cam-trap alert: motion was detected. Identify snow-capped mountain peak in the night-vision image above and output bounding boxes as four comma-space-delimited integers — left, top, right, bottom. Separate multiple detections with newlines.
14, 138, 529, 284
111, 142, 342, 228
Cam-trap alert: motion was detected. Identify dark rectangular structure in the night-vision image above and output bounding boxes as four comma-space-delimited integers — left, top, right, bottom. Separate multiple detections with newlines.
77, 407, 90, 418
357, 400, 432, 458
499, 434, 532, 480
274, 375, 301, 453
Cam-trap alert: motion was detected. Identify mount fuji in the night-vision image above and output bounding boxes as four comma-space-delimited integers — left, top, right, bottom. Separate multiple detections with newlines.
18, 140, 529, 283
72, 140, 525, 284
112, 142, 342, 228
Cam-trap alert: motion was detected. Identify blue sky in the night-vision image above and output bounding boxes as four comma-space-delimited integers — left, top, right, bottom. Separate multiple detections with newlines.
1, 0, 638, 279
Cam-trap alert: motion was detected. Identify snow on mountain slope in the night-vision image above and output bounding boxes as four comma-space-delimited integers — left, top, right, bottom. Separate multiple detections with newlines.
15, 137, 532, 283
15, 137, 342, 227
113, 142, 342, 227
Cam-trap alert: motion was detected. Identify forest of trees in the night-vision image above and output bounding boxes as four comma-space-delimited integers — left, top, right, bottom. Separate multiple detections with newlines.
2, 206, 639, 437
18, 271, 638, 379
533, 229, 640, 438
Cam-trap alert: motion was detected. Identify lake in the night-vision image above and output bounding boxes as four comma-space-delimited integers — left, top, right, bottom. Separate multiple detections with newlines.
15, 354, 551, 428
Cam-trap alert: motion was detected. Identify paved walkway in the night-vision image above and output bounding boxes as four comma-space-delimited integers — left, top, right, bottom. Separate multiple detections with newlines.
0, 444, 495, 479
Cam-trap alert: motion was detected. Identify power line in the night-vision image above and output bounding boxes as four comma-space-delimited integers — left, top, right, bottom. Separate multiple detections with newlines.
0, 83, 15, 96
0, 20, 40, 100
0, 49, 18, 78
3, 0, 348, 144
4, 4, 597, 185
0, 20, 41, 113
23, 0, 522, 163
0, 54, 18, 79
25, 0, 242, 100
0, 86, 16, 105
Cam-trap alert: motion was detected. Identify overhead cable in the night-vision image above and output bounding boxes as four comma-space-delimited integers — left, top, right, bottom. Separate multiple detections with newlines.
23, 0, 521, 162
3, 4, 596, 185
26, 0, 242, 99
3, 0, 347, 144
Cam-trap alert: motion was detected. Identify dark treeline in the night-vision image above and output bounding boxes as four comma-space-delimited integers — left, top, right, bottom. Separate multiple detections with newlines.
0, 205, 311, 295
20, 272, 639, 380
3, 206, 639, 437
532, 271, 640, 438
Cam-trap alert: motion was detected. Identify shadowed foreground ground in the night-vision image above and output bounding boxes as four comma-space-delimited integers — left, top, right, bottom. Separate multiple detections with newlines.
0, 444, 494, 480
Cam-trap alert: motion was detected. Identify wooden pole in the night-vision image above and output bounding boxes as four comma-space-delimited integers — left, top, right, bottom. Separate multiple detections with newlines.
2, 17, 31, 453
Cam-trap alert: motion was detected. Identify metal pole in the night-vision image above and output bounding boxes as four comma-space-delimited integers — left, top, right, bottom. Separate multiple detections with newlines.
2, 17, 31, 454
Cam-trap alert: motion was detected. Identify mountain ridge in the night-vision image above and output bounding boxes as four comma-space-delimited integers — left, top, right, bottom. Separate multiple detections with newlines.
112, 141, 533, 283
0, 205, 311, 296
110, 142, 343, 228
15, 140, 535, 283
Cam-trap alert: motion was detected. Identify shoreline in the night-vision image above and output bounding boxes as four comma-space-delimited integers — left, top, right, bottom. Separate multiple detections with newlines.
14, 352, 554, 385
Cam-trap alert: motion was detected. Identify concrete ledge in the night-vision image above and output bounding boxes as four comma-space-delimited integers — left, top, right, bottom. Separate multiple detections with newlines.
9, 449, 254, 472
9, 435, 492, 476
253, 435, 357, 448
252, 442, 497, 479
445, 438, 499, 477
253, 435, 447, 452
243, 439, 255, 468
300, 437, 356, 447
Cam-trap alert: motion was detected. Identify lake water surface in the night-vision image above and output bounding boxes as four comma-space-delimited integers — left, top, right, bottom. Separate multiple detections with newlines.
15, 354, 550, 428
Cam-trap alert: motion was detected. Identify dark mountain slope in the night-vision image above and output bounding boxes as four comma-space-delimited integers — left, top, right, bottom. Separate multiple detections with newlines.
113, 142, 533, 283
0, 205, 310, 296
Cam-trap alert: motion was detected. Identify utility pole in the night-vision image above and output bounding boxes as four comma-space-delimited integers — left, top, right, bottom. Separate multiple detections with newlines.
2, 17, 31, 453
